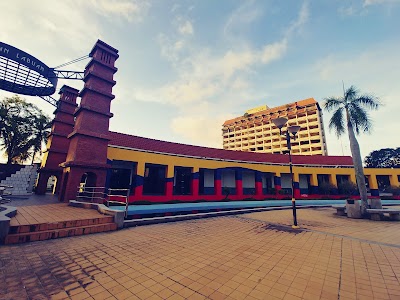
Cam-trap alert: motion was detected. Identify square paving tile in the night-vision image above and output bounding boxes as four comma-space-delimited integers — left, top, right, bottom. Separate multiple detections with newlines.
2, 208, 400, 299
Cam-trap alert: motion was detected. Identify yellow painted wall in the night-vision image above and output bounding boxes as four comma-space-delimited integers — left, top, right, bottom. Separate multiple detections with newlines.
107, 146, 400, 187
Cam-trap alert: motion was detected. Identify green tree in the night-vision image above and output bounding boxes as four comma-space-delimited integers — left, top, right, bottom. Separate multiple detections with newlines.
324, 85, 381, 216
29, 114, 51, 164
364, 147, 400, 168
0, 95, 50, 164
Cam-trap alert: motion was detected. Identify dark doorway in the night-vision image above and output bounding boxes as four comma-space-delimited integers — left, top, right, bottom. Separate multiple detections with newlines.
143, 164, 167, 195
174, 167, 192, 195
109, 169, 132, 195
377, 175, 390, 192
109, 160, 136, 195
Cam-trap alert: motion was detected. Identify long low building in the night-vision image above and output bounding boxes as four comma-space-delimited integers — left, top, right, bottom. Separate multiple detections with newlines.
35, 40, 400, 203
106, 131, 400, 202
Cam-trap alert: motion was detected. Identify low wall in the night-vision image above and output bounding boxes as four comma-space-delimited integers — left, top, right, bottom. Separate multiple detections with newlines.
0, 205, 17, 244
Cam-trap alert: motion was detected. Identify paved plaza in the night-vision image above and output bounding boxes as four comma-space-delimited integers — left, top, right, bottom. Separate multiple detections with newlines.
1, 207, 400, 300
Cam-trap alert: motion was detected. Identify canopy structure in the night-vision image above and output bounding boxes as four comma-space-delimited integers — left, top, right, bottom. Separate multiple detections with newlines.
0, 41, 58, 97
0, 41, 86, 106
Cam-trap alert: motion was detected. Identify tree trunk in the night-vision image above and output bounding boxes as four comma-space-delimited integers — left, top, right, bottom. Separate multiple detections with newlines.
31, 150, 36, 165
346, 109, 369, 216
6, 144, 13, 164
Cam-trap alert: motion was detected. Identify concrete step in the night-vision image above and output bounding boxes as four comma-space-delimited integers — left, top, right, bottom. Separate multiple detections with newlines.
5, 222, 118, 244
8, 216, 115, 234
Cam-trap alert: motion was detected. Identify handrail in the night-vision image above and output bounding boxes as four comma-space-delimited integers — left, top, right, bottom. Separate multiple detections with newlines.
76, 185, 130, 217
108, 188, 130, 218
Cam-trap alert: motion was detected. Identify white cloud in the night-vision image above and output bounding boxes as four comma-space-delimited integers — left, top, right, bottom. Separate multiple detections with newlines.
158, 34, 186, 63
170, 101, 238, 147
285, 1, 309, 36
87, 0, 150, 22
261, 40, 288, 64
223, 1, 264, 40
158, 17, 195, 63
153, 2, 306, 107
0, 0, 149, 58
141, 2, 309, 146
338, 5, 360, 16
231, 77, 250, 90
339, 0, 398, 16
152, 48, 283, 145
152, 39, 287, 107
171, 115, 226, 148
178, 20, 194, 35
364, 0, 400, 6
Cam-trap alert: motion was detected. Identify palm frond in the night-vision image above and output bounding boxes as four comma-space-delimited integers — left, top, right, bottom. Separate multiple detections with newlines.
344, 85, 358, 102
328, 107, 346, 137
348, 103, 372, 134
324, 97, 343, 112
353, 94, 381, 110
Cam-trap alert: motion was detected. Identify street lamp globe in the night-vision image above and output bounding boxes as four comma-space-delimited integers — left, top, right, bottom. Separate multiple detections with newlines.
272, 117, 288, 134
288, 125, 301, 137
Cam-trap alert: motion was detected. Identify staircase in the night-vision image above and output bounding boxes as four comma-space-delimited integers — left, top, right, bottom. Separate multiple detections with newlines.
0, 165, 38, 195
5, 215, 118, 244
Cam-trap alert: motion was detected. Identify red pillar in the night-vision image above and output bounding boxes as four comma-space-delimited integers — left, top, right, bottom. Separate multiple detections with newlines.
274, 174, 282, 194
36, 85, 78, 195
166, 180, 174, 200
294, 182, 301, 198
192, 168, 199, 200
215, 169, 222, 199
236, 181, 243, 198
134, 185, 143, 201
59, 40, 119, 202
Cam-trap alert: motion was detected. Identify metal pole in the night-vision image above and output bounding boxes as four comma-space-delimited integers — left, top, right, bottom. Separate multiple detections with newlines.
125, 189, 130, 219
287, 132, 298, 228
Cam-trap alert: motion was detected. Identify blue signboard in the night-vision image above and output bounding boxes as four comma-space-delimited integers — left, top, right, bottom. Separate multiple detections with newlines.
0, 41, 58, 96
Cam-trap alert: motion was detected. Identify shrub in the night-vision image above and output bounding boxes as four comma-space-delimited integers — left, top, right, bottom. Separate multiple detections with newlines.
222, 187, 231, 200
318, 182, 337, 195
278, 189, 290, 195
386, 186, 400, 196
338, 181, 359, 196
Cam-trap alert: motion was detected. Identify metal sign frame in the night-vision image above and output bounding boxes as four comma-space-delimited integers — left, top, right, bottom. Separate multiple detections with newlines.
0, 42, 58, 97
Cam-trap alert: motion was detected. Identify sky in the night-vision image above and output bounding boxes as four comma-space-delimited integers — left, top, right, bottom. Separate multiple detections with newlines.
1, 0, 400, 162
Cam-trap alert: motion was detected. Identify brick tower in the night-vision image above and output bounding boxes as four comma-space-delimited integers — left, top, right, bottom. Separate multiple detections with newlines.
35, 85, 78, 195
58, 40, 119, 202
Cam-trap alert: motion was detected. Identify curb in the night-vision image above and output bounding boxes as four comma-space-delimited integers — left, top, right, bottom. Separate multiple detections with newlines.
123, 205, 332, 227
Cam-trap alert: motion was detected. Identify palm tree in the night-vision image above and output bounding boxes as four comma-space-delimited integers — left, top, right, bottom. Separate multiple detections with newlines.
29, 114, 51, 164
324, 85, 380, 216
0, 95, 50, 164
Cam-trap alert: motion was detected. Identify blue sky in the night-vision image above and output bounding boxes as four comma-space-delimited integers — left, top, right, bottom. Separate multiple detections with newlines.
1, 0, 400, 162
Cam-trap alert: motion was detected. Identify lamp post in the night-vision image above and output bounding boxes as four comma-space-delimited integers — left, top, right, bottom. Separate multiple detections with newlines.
272, 117, 301, 229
